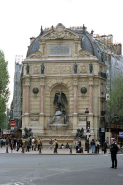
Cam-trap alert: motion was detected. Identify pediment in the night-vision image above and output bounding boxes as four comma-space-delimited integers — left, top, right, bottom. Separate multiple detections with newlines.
27, 51, 42, 59
40, 23, 80, 40
78, 49, 95, 58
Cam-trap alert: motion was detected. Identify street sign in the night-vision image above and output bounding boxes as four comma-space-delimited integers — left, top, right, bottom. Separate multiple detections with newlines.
86, 129, 90, 133
119, 132, 123, 138
86, 132, 90, 139
10, 130, 15, 134
10, 121, 16, 127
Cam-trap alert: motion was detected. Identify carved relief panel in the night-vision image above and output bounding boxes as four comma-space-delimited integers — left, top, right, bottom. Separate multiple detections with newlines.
47, 65, 73, 74
79, 64, 88, 74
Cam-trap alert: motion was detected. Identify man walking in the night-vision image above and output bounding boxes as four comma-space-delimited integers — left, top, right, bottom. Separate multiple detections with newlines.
110, 138, 118, 169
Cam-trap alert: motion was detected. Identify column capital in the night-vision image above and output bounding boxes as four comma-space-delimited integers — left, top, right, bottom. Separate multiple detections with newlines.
40, 84, 45, 87
88, 75, 94, 86
39, 76, 46, 86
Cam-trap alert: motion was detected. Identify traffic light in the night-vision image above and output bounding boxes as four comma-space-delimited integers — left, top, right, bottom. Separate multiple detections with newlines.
86, 121, 90, 129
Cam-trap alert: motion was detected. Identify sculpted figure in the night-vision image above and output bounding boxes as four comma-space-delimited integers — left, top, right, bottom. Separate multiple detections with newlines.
74, 62, 77, 74
26, 63, 29, 75
41, 63, 45, 74
76, 128, 84, 138
23, 127, 33, 139
53, 90, 68, 112
89, 62, 93, 73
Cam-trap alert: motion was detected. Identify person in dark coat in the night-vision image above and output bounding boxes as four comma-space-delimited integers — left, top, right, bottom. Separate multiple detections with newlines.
103, 140, 107, 154
110, 138, 118, 169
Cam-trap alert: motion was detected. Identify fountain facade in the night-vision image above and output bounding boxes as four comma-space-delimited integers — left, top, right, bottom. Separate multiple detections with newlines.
21, 23, 106, 147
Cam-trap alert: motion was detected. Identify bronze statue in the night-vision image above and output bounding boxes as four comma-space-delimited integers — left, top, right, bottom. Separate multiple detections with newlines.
26, 63, 29, 75
89, 62, 93, 73
23, 127, 33, 139
41, 63, 45, 74
53, 90, 68, 113
74, 62, 77, 74
76, 128, 84, 138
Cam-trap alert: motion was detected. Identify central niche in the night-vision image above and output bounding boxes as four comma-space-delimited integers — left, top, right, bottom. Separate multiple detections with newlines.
50, 84, 69, 123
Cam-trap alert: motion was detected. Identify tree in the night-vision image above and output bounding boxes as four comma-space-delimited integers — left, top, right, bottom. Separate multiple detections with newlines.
0, 50, 10, 128
107, 75, 123, 122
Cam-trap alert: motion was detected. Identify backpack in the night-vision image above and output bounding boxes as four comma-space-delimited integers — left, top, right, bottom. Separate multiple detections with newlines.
56, 142, 58, 149
38, 140, 41, 145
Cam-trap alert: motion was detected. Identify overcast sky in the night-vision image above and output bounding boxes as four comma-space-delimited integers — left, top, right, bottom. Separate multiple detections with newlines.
0, 0, 123, 107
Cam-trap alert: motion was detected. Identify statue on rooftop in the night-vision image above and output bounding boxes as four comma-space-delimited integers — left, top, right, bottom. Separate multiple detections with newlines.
26, 63, 29, 75
74, 62, 77, 74
89, 62, 93, 74
41, 63, 45, 74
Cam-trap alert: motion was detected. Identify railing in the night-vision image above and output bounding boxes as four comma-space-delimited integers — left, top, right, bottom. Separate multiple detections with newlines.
101, 111, 105, 116
98, 72, 107, 79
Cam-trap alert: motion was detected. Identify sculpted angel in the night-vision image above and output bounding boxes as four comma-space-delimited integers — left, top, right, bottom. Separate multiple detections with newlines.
53, 90, 68, 113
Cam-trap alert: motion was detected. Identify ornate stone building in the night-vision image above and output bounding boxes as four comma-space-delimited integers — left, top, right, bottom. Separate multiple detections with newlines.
22, 23, 106, 145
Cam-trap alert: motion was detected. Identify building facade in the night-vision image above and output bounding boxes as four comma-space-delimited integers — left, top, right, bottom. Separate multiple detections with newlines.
21, 23, 107, 145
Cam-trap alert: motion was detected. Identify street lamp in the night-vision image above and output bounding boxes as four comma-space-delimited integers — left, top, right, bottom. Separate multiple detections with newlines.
85, 108, 89, 153
115, 114, 118, 142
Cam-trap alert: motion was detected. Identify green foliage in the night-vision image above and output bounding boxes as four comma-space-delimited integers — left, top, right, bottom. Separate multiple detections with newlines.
0, 50, 10, 128
107, 75, 123, 121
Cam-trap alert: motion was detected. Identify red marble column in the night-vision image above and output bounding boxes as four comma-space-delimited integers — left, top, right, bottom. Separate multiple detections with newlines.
25, 86, 29, 114
89, 85, 93, 113
74, 85, 77, 114
40, 86, 44, 114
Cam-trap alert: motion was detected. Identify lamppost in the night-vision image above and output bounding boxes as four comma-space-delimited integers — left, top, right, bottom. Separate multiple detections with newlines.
85, 108, 89, 153
115, 114, 118, 142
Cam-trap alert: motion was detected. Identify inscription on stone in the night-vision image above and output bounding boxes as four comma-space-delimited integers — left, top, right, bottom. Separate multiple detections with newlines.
79, 118, 86, 121
49, 45, 71, 56
31, 118, 39, 121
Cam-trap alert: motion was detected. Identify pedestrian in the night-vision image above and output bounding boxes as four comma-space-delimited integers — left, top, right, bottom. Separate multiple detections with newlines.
95, 140, 98, 153
66, 142, 69, 149
103, 140, 107, 154
32, 137, 35, 150
34, 138, 37, 151
49, 138, 52, 150
37, 138, 41, 150
0, 138, 3, 148
97, 140, 100, 154
5, 137, 9, 152
13, 138, 16, 150
22, 139, 26, 152
53, 139, 56, 153
16, 138, 20, 152
3, 138, 5, 146
78, 139, 81, 150
75, 140, 79, 153
55, 140, 58, 153
110, 138, 118, 169
26, 138, 30, 152
91, 139, 95, 153
19, 137, 22, 149
10, 138, 14, 150
29, 138, 32, 150
41, 138, 43, 149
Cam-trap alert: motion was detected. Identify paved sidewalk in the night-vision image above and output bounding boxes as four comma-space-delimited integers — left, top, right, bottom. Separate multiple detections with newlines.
0, 146, 111, 155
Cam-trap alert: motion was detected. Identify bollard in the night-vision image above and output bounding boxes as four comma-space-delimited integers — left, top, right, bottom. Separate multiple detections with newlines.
70, 147, 72, 154
22, 147, 24, 153
6, 146, 8, 153
39, 146, 41, 154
